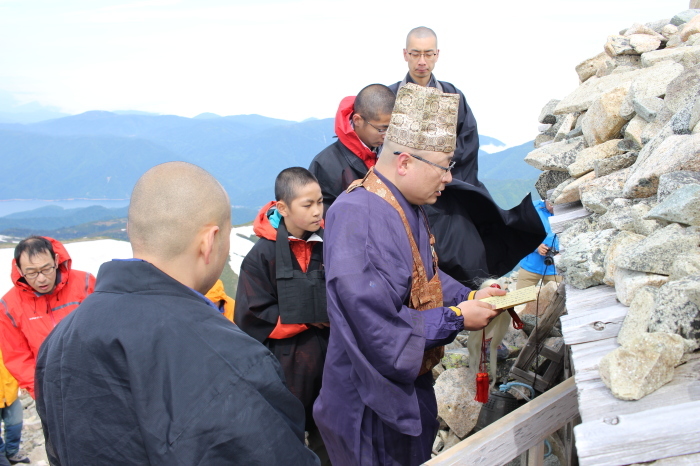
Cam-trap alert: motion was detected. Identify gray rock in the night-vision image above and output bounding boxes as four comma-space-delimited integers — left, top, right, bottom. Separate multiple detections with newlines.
598, 197, 655, 233
671, 102, 695, 135
535, 170, 570, 199
568, 139, 624, 177
669, 253, 700, 281
535, 133, 555, 148
580, 169, 629, 214
660, 23, 678, 38
575, 52, 610, 83
624, 133, 700, 198
624, 23, 665, 41
554, 62, 684, 115
566, 126, 584, 138
641, 45, 700, 68
434, 368, 482, 438
594, 152, 638, 178
690, 96, 700, 132
558, 229, 619, 289
603, 231, 646, 286
554, 113, 577, 142
617, 286, 657, 346
539, 99, 561, 125
614, 267, 670, 306
629, 34, 662, 54
657, 170, 700, 202
525, 137, 585, 171
550, 177, 575, 204
600, 332, 686, 401
581, 87, 628, 146
604, 35, 635, 56
558, 214, 601, 247
645, 184, 700, 226
633, 96, 664, 122
649, 274, 700, 346
670, 9, 700, 27
665, 65, 700, 114
614, 223, 700, 275
553, 172, 595, 204
502, 327, 528, 355
623, 116, 646, 150
640, 104, 673, 144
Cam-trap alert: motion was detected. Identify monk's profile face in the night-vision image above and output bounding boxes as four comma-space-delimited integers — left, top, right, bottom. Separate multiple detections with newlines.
403, 35, 439, 82
353, 112, 391, 149
401, 150, 453, 205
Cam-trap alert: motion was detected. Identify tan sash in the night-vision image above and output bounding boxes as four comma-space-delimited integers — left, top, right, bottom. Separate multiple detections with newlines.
347, 168, 445, 376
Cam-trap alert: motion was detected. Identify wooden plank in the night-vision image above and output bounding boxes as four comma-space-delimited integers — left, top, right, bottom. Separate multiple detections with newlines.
576, 354, 700, 423
560, 302, 628, 345
550, 206, 591, 234
552, 200, 583, 216
527, 442, 545, 466
568, 337, 619, 383
574, 400, 700, 466
637, 452, 700, 465
564, 285, 618, 316
426, 378, 579, 466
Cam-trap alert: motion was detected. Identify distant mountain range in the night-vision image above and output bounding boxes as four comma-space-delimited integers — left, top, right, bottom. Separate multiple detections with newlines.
0, 111, 537, 236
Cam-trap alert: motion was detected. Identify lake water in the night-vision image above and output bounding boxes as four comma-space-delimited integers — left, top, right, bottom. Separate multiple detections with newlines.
0, 199, 130, 217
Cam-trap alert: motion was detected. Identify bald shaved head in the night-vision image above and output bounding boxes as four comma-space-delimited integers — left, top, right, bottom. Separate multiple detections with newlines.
128, 162, 231, 260
406, 26, 437, 48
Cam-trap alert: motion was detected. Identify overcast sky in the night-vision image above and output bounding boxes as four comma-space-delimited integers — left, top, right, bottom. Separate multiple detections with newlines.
0, 0, 691, 145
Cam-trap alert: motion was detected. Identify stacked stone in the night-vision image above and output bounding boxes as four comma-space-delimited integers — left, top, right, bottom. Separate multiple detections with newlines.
525, 7, 700, 401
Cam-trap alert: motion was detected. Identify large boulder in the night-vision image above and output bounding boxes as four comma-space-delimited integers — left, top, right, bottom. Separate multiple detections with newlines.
538, 99, 561, 124
671, 9, 700, 27
649, 274, 700, 347
603, 231, 646, 286
633, 96, 665, 122
581, 87, 628, 146
664, 65, 700, 114
640, 45, 700, 68
680, 14, 700, 42
580, 169, 629, 214
525, 137, 585, 171
599, 332, 686, 401
598, 198, 663, 235
535, 170, 570, 199
558, 229, 619, 289
624, 23, 665, 41
614, 224, 700, 275
604, 35, 635, 56
657, 170, 700, 202
552, 171, 595, 204
645, 184, 700, 226
617, 286, 657, 346
624, 116, 647, 150
568, 139, 624, 177
669, 253, 700, 281
614, 267, 669, 306
623, 133, 700, 198
629, 34, 662, 53
594, 151, 638, 178
434, 368, 482, 438
554, 61, 683, 114
575, 52, 609, 83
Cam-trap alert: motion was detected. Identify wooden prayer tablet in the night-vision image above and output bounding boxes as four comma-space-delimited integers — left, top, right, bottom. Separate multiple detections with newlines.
479, 285, 538, 310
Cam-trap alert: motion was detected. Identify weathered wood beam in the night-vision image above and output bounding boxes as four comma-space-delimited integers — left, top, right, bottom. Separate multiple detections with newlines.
426, 377, 579, 466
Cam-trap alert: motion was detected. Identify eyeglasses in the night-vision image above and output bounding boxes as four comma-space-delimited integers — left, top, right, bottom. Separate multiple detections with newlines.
407, 51, 437, 59
22, 264, 57, 280
360, 115, 388, 134
394, 151, 456, 173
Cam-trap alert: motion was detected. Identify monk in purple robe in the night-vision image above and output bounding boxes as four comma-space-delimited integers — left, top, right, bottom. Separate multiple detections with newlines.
313, 83, 506, 465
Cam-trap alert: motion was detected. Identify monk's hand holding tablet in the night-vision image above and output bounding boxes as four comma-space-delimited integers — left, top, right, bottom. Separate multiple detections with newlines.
456, 287, 506, 330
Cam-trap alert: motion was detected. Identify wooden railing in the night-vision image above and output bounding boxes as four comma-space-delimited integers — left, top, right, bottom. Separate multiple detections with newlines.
426, 377, 579, 466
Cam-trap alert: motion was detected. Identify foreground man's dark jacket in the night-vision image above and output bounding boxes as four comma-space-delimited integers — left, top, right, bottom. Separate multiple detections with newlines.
36, 259, 319, 466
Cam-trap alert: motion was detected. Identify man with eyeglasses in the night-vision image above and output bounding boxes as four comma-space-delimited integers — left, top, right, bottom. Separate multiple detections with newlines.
309, 83, 395, 213
0, 236, 95, 399
388, 26, 546, 289
314, 83, 506, 466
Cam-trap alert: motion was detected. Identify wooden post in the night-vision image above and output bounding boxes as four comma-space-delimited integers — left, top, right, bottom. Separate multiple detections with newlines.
691, 1, 700, 9
527, 442, 545, 466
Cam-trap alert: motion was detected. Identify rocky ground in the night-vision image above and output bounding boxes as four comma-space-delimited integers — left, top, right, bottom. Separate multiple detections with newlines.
16, 393, 48, 465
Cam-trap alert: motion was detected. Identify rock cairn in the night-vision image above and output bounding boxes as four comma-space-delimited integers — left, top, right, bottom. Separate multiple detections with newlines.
526, 6, 700, 402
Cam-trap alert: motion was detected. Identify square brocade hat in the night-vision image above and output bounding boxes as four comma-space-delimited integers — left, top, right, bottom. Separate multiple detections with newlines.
385, 82, 459, 153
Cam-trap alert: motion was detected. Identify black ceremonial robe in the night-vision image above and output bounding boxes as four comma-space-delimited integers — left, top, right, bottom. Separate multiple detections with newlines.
309, 140, 369, 214
36, 259, 319, 466
234, 236, 329, 431
389, 74, 546, 286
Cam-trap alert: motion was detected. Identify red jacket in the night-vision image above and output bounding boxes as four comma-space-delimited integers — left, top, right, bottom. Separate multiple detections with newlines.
253, 202, 323, 339
0, 237, 95, 397
335, 96, 378, 169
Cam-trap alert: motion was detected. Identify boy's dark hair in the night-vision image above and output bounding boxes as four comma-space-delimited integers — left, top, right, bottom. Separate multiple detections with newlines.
15, 236, 55, 269
354, 84, 396, 121
275, 167, 320, 205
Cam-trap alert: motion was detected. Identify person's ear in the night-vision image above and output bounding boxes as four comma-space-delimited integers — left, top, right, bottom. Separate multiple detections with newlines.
277, 200, 289, 218
434, 49, 440, 63
351, 113, 363, 127
201, 225, 220, 265
396, 152, 410, 176
403, 48, 409, 62
54, 253, 60, 267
